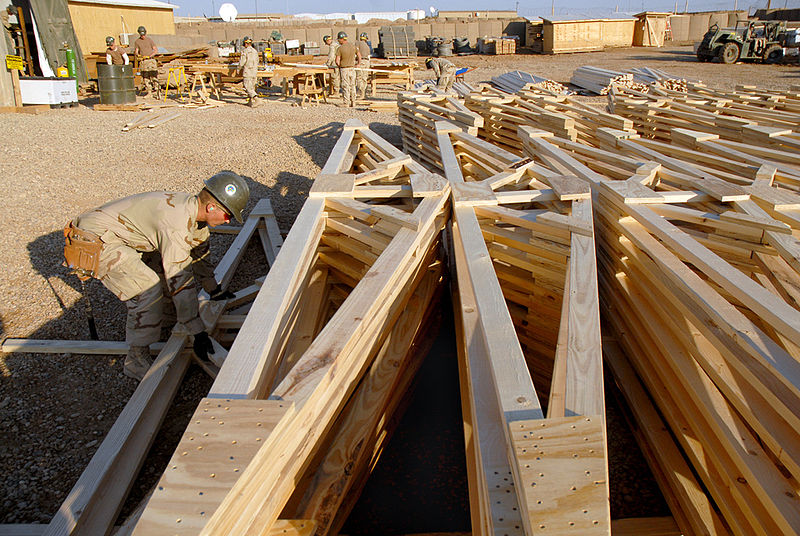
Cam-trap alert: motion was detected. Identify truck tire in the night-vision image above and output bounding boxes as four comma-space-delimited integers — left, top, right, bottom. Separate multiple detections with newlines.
718, 42, 740, 64
765, 44, 783, 64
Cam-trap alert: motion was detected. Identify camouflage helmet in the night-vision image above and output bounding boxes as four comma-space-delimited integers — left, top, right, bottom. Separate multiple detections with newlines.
337, 31, 347, 40
106, 36, 115, 46
359, 32, 368, 41
203, 172, 250, 223
137, 26, 146, 35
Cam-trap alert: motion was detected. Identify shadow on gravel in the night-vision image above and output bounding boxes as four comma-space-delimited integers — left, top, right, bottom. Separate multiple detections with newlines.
627, 52, 699, 63
293, 122, 346, 168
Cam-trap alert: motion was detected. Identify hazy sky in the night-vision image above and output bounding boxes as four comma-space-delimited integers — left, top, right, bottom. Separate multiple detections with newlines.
169, 0, 795, 19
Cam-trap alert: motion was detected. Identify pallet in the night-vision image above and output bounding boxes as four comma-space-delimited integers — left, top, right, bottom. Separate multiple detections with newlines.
93, 103, 143, 111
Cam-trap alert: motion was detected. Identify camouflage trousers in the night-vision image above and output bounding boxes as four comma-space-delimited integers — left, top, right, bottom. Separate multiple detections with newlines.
356, 60, 370, 99
97, 243, 174, 347
140, 58, 159, 94
328, 67, 340, 96
437, 66, 457, 92
243, 76, 257, 99
340, 67, 356, 107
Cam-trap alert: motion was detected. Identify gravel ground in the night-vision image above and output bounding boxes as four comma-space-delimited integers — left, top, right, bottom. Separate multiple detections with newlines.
0, 45, 779, 528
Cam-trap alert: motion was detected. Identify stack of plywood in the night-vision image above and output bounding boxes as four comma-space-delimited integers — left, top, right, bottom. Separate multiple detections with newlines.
125, 119, 451, 536
434, 121, 608, 536
397, 90, 484, 171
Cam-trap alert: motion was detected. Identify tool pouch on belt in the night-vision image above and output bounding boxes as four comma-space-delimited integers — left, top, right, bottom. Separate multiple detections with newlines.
63, 223, 103, 281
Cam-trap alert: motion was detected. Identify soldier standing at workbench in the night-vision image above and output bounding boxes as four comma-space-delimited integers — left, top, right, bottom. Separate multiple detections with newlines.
335, 31, 360, 108
63, 173, 249, 381
134, 26, 159, 96
238, 36, 260, 107
324, 35, 340, 100
356, 32, 371, 100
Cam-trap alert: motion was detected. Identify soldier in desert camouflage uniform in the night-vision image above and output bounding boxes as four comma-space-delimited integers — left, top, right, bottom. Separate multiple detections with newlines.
238, 36, 260, 107
68, 172, 249, 380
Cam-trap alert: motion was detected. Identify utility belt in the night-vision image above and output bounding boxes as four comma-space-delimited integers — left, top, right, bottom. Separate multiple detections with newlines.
63, 222, 103, 281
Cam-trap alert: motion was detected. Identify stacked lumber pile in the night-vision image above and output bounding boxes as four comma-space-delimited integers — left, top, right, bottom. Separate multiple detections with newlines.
609, 83, 800, 144
477, 36, 517, 54
461, 85, 634, 152
464, 93, 579, 153
570, 66, 647, 95
517, 119, 800, 535
434, 121, 607, 535
397, 90, 484, 170
626, 67, 688, 91
490, 70, 569, 95
129, 119, 451, 536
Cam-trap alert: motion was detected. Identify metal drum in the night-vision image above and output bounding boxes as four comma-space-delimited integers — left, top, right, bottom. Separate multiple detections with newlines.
97, 63, 135, 104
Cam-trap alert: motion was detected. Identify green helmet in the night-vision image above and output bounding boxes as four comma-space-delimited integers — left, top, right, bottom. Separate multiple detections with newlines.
323, 35, 331, 43
137, 26, 146, 35
425, 57, 433, 68
106, 36, 115, 46
359, 32, 368, 41
243, 36, 252, 44
337, 31, 347, 40
204, 172, 249, 223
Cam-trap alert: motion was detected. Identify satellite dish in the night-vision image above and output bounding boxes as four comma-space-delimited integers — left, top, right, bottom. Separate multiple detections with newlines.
219, 3, 238, 22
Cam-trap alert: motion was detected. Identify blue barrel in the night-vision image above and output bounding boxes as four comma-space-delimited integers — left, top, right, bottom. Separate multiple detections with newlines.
97, 63, 135, 104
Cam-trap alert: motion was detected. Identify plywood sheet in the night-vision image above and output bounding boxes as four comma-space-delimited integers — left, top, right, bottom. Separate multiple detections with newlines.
134, 399, 290, 535
510, 415, 610, 535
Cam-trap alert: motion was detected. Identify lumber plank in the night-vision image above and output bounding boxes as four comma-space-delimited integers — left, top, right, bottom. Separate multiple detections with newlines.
209, 199, 325, 399
44, 336, 192, 536
0, 339, 164, 355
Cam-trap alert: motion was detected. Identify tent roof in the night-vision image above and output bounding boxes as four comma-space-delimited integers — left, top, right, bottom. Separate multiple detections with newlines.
69, 0, 177, 10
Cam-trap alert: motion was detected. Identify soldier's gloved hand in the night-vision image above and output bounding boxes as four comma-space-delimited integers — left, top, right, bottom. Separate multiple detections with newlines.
209, 284, 236, 301
193, 331, 215, 361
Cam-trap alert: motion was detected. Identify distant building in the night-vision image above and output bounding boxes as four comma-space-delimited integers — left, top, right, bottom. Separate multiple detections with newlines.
67, 0, 177, 53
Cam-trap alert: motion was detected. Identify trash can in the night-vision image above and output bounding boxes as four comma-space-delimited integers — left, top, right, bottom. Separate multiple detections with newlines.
97, 63, 135, 104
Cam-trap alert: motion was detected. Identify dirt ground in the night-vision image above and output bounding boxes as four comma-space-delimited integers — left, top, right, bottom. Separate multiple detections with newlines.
0, 44, 791, 529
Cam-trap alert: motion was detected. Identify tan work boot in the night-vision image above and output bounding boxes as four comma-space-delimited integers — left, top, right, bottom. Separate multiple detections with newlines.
124, 345, 153, 381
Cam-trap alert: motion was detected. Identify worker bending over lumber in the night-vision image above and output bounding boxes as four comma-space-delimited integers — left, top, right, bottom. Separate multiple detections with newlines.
426, 57, 457, 92
63, 172, 249, 380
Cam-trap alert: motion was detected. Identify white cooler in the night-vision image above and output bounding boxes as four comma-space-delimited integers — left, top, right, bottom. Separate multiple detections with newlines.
19, 77, 78, 105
